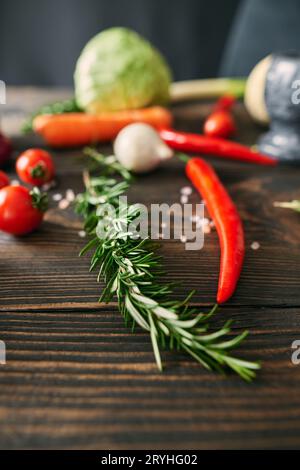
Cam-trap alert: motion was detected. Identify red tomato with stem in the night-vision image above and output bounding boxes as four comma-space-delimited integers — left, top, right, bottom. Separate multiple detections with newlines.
0, 186, 48, 235
0, 170, 10, 189
16, 148, 55, 186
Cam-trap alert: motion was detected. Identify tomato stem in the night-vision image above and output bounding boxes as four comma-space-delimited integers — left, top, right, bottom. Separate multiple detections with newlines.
30, 163, 46, 179
30, 187, 48, 212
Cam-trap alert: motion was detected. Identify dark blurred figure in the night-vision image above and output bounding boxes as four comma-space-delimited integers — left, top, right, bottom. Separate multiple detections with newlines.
1, 0, 299, 86
220, 0, 300, 76
0, 0, 239, 85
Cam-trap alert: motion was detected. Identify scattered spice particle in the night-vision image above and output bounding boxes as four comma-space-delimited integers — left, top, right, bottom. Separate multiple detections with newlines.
180, 195, 189, 204
203, 224, 211, 234
58, 199, 70, 210
52, 193, 63, 202
42, 180, 56, 191
66, 189, 76, 202
180, 186, 193, 196
196, 217, 210, 228
251, 241, 260, 250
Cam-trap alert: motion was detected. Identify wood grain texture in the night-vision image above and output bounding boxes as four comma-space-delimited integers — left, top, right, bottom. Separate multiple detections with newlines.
0, 153, 299, 308
0, 88, 300, 449
0, 306, 300, 450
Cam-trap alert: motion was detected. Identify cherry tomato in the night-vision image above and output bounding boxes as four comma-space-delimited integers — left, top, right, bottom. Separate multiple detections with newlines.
0, 186, 47, 235
0, 170, 10, 189
204, 110, 237, 139
16, 148, 55, 186
0, 132, 12, 167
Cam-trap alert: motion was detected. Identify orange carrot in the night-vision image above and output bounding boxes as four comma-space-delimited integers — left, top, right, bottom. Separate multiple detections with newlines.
33, 107, 173, 148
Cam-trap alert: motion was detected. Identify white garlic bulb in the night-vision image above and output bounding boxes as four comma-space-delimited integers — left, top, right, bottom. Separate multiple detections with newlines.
113, 123, 174, 173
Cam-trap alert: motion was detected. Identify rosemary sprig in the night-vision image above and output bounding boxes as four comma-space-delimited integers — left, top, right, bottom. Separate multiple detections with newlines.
76, 148, 260, 380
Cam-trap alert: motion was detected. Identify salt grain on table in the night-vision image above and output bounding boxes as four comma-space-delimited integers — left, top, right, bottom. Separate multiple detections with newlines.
78, 230, 86, 238
180, 195, 189, 204
203, 225, 211, 234
180, 186, 193, 196
196, 217, 210, 228
251, 241, 260, 250
58, 199, 70, 210
42, 180, 56, 191
52, 193, 62, 202
66, 189, 76, 202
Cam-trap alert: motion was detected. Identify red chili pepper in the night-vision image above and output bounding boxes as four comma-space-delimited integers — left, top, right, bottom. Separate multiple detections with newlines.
186, 157, 245, 304
159, 129, 278, 166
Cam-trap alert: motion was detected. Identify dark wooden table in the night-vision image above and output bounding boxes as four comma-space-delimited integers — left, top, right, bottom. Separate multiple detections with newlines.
1, 88, 300, 450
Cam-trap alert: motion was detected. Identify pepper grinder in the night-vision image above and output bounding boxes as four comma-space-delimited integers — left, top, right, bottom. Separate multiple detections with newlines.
258, 52, 300, 163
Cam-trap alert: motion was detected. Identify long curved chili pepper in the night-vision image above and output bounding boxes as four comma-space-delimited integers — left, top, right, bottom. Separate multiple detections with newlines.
160, 129, 278, 166
186, 157, 245, 304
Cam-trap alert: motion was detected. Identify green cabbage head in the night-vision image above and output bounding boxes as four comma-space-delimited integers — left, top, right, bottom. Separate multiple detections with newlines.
74, 27, 172, 113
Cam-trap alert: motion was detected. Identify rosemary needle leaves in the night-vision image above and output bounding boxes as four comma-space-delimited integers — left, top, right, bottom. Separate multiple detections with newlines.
76, 148, 260, 380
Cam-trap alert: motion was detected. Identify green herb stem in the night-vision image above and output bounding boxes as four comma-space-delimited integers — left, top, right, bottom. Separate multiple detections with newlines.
76, 148, 260, 380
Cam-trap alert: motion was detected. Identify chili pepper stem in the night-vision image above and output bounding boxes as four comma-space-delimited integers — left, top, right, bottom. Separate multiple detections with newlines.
176, 152, 190, 163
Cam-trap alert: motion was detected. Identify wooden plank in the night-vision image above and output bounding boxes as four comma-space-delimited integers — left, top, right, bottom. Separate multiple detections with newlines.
0, 306, 300, 449
1, 88, 300, 450
0, 152, 299, 307
1, 88, 299, 308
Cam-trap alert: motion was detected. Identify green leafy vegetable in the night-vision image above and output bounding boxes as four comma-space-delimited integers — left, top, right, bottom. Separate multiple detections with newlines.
74, 27, 172, 113
22, 98, 82, 134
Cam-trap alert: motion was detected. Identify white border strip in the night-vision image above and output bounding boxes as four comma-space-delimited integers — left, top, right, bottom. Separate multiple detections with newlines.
0, 80, 6, 105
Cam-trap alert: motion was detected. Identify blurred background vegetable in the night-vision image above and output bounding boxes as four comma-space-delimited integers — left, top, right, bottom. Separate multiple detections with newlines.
74, 27, 172, 113
16, 149, 55, 187
113, 123, 174, 173
204, 95, 237, 138
22, 99, 82, 134
244, 55, 271, 125
0, 132, 12, 167
33, 107, 173, 147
